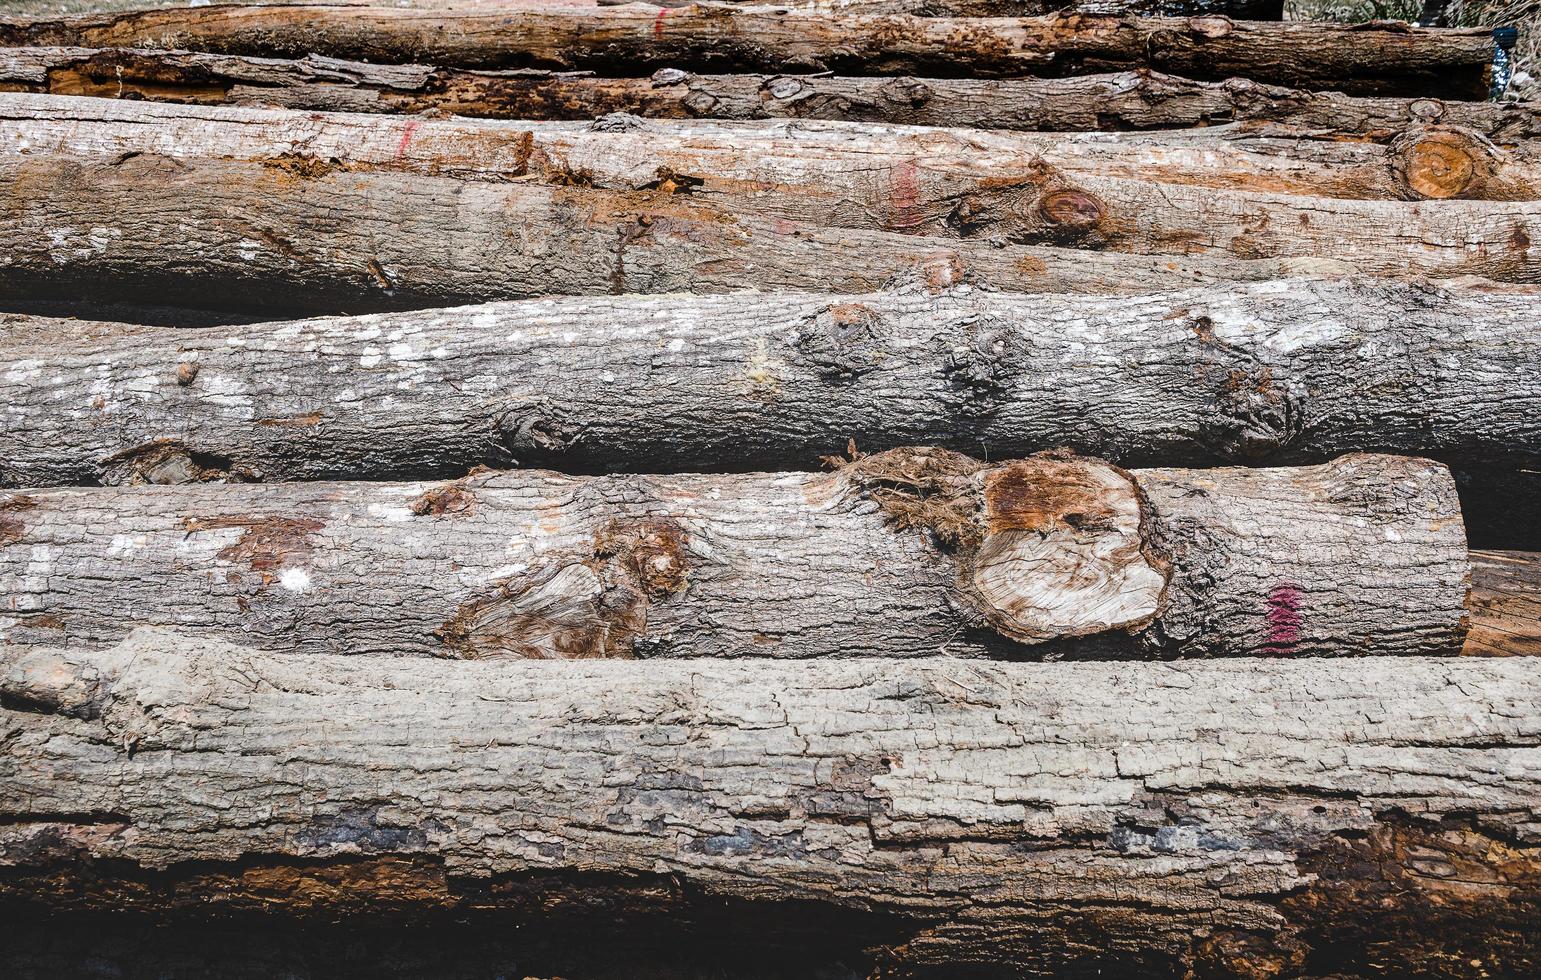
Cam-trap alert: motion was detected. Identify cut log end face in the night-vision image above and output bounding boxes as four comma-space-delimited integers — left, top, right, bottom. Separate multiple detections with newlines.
844, 449, 1169, 645
972, 457, 1166, 642
1390, 126, 1497, 201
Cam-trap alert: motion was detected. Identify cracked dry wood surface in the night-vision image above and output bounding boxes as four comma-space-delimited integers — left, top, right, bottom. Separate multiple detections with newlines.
4, 97, 1540, 289
10, 51, 1531, 137
1, 279, 1536, 509
0, 6, 1495, 97
0, 451, 1467, 659
1, 632, 1538, 977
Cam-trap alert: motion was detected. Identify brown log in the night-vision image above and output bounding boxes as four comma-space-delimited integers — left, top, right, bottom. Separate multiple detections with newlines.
2, 96, 1537, 315
1, 632, 1537, 978
19, 50, 1527, 137
0, 5, 1495, 97
0, 452, 1469, 660
1464, 551, 1541, 656
12, 92, 1541, 203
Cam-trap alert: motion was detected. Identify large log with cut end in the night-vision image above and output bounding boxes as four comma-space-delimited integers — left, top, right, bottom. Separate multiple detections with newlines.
3, 96, 1536, 293
0, 452, 1468, 660
1, 280, 1534, 531
14, 50, 1532, 137
1, 632, 1537, 978
0, 5, 1495, 97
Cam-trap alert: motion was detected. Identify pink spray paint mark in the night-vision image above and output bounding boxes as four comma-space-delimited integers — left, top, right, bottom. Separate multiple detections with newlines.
887, 159, 923, 231
654, 6, 671, 38
1264, 582, 1303, 653
395, 120, 421, 159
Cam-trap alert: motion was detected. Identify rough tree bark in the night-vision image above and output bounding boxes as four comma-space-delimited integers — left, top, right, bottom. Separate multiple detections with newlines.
0, 150, 1380, 320
0, 451, 1468, 660
1, 633, 1537, 978
4, 102, 1539, 299
12, 94, 1541, 204
1, 279, 1536, 499
0, 5, 1495, 97
13, 51, 1531, 137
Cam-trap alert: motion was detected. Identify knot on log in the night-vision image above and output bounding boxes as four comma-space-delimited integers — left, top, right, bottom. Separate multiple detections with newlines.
1188, 315, 1309, 460
497, 400, 585, 460
1389, 126, 1499, 201
98, 439, 252, 487
1032, 187, 1109, 243
1200, 364, 1309, 460
940, 312, 1023, 410
794, 302, 891, 379
436, 517, 692, 660
839, 448, 1168, 645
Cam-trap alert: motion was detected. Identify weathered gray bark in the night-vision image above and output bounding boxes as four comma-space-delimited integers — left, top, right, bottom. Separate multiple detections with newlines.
0, 150, 1383, 320
2, 632, 1537, 978
0, 452, 1468, 660
15, 50, 1530, 137
0, 5, 1495, 97
13, 93, 1541, 204
2, 279, 1536, 501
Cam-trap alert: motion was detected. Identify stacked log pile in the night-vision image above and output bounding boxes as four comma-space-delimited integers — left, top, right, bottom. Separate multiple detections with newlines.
0, 1, 1538, 978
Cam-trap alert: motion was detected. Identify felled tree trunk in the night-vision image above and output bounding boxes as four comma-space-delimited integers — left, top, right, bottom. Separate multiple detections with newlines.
1464, 551, 1541, 656
2, 279, 1536, 500
4, 97, 1536, 292
0, 151, 1374, 320
13, 93, 1540, 203
1, 633, 1536, 978
14, 50, 1532, 137
0, 452, 1468, 659
0, 5, 1495, 97
614, 0, 1285, 14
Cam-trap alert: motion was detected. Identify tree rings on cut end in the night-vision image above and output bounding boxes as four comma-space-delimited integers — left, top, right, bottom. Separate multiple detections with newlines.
1390, 126, 1497, 200
969, 457, 1167, 644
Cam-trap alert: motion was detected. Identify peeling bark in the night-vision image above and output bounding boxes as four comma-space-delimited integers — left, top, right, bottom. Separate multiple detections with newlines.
1, 279, 1534, 528
0, 452, 1467, 660
0, 5, 1495, 97
1, 633, 1537, 977
3, 96, 1537, 292
10, 49, 1532, 137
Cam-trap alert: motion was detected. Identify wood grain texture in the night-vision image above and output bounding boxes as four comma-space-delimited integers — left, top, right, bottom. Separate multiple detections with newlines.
0, 5, 1495, 97
1, 280, 1533, 515
0, 451, 1468, 660
1464, 550, 1541, 656
12, 50, 1530, 137
2, 632, 1537, 977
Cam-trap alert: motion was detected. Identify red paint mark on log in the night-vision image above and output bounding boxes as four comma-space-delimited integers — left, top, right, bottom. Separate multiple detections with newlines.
1265, 582, 1304, 652
653, 6, 671, 38
887, 160, 923, 231
395, 120, 420, 159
